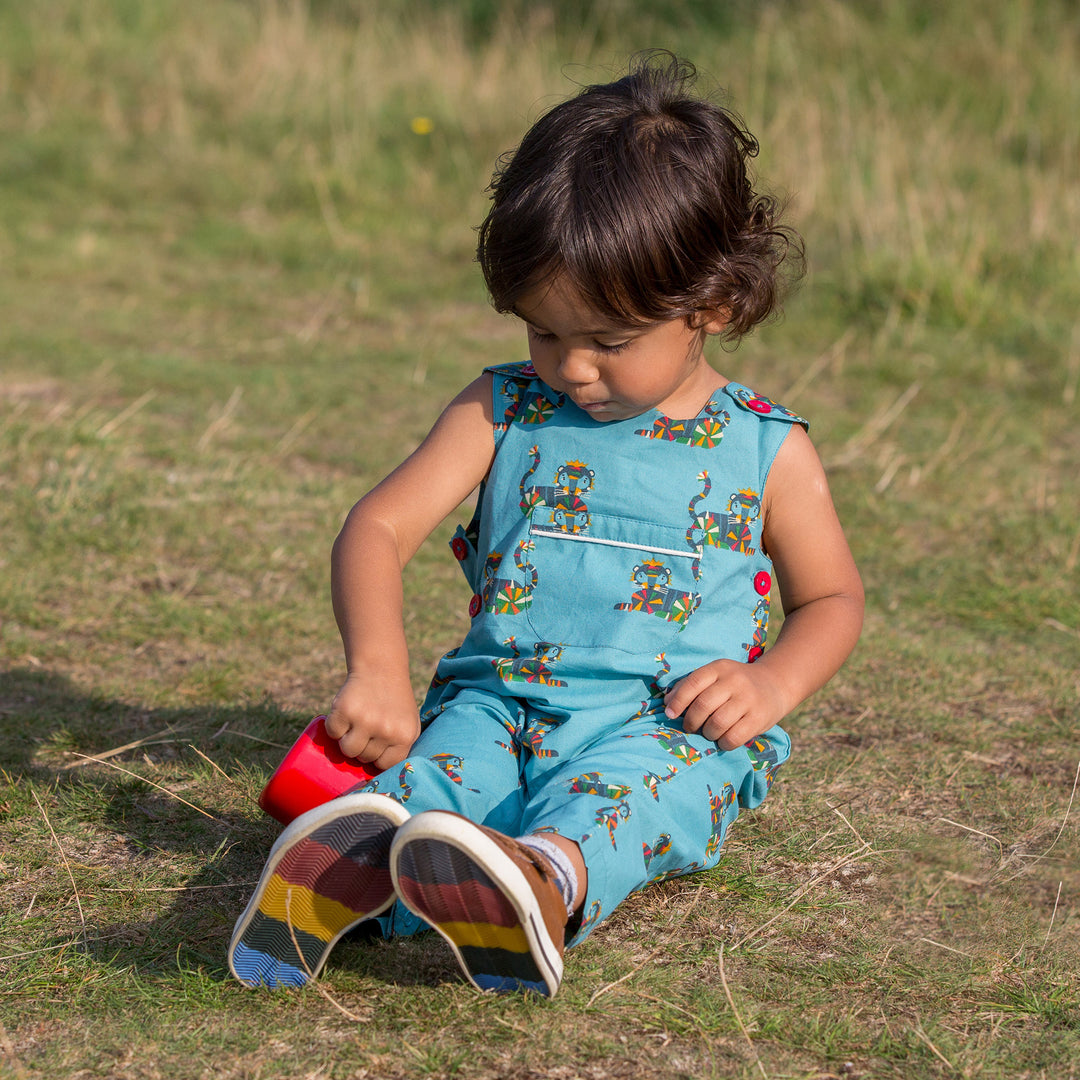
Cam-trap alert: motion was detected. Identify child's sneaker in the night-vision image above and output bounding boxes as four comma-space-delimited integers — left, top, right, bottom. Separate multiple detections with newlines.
228, 792, 410, 988
390, 811, 567, 997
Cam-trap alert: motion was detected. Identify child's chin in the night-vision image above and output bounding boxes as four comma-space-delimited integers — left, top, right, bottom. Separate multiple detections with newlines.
578, 401, 636, 421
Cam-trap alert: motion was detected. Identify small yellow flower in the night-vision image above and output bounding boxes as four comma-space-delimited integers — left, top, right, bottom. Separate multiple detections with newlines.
410, 116, 434, 136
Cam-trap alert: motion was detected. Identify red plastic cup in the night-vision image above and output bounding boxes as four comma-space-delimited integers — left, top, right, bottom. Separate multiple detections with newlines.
258, 715, 382, 825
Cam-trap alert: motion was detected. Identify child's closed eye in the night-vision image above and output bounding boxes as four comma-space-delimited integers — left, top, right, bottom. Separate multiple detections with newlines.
527, 327, 631, 355
595, 339, 631, 354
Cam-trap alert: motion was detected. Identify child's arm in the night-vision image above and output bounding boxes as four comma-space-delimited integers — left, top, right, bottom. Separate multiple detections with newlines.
664, 425, 864, 749
324, 375, 496, 766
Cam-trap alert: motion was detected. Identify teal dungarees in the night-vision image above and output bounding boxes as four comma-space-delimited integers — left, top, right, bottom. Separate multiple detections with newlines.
367, 363, 804, 944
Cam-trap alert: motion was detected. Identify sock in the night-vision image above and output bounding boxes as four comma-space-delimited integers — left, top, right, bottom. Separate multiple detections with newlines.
516, 834, 579, 917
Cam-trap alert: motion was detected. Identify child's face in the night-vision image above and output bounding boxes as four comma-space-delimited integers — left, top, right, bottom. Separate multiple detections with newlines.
515, 279, 726, 422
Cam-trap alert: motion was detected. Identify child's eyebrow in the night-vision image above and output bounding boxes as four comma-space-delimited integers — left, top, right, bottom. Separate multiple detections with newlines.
513, 311, 640, 338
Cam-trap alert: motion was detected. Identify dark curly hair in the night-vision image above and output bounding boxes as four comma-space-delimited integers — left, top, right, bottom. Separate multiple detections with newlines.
476, 52, 804, 342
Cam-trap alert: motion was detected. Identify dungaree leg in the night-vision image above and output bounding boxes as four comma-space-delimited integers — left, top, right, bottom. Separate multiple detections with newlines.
360, 690, 532, 937
519, 713, 790, 945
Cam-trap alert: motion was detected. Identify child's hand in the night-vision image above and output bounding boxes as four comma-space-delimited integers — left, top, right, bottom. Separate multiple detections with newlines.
324, 668, 421, 769
663, 659, 786, 750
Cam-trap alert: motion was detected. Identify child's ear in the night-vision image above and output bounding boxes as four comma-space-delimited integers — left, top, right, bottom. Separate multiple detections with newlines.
689, 308, 730, 335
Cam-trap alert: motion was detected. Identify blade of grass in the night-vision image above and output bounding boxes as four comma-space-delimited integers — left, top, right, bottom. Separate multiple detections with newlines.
61, 725, 193, 769
65, 753, 220, 821
30, 787, 86, 942
718, 945, 768, 1080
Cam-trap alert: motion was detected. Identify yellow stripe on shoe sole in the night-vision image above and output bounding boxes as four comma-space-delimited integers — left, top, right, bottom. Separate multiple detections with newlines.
257, 875, 362, 939
438, 919, 532, 953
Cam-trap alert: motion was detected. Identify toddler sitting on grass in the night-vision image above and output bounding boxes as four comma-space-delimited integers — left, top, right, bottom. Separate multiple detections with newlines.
229, 50, 863, 997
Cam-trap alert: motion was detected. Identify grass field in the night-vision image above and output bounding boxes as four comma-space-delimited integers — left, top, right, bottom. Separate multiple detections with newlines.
2, 1, 1078, 1077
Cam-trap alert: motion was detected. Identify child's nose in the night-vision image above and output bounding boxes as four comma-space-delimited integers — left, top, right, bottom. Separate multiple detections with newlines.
558, 348, 600, 384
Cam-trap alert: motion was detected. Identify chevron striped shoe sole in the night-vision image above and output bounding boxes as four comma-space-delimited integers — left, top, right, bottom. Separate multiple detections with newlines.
228, 793, 410, 988
390, 811, 566, 997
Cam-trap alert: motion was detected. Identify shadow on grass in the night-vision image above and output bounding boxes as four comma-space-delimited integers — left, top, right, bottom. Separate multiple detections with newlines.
2, 666, 445, 990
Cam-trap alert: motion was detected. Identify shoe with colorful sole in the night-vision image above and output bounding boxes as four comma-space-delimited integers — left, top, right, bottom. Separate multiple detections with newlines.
390, 811, 567, 997
228, 792, 410, 988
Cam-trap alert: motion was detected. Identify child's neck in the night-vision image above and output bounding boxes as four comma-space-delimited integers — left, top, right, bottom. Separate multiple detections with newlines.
660, 365, 729, 419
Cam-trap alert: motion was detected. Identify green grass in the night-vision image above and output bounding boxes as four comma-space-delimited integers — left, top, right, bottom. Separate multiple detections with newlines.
2, 0, 1079, 1077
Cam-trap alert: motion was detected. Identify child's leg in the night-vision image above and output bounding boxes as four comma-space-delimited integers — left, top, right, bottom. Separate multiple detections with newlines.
518, 714, 791, 945
380, 703, 787, 996
363, 690, 536, 938
385, 708, 788, 997
229, 691, 529, 988
382, 700, 586, 997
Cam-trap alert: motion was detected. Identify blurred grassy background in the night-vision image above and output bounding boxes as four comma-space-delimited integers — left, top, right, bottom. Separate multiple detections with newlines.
1, 1, 1078, 1077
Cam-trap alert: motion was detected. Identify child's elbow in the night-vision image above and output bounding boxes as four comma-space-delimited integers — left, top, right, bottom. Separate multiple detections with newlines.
842, 571, 866, 648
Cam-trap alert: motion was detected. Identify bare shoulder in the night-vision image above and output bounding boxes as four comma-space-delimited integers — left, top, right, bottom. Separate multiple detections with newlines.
417, 372, 495, 464
764, 423, 830, 505
762, 423, 861, 612
445, 371, 495, 415
354, 373, 496, 552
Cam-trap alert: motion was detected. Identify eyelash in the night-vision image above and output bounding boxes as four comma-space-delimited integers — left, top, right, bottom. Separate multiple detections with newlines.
529, 330, 631, 355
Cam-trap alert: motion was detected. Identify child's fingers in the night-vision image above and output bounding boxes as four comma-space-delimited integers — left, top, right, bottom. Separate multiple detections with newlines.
371, 741, 413, 772
335, 724, 406, 765
323, 709, 350, 743
687, 693, 742, 740
664, 660, 740, 721
702, 710, 756, 750
325, 704, 381, 760
669, 682, 737, 737
335, 725, 373, 761
664, 662, 768, 747
663, 665, 715, 720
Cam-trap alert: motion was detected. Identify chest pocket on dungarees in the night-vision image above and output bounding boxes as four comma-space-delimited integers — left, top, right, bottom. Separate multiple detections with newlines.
524, 510, 701, 654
